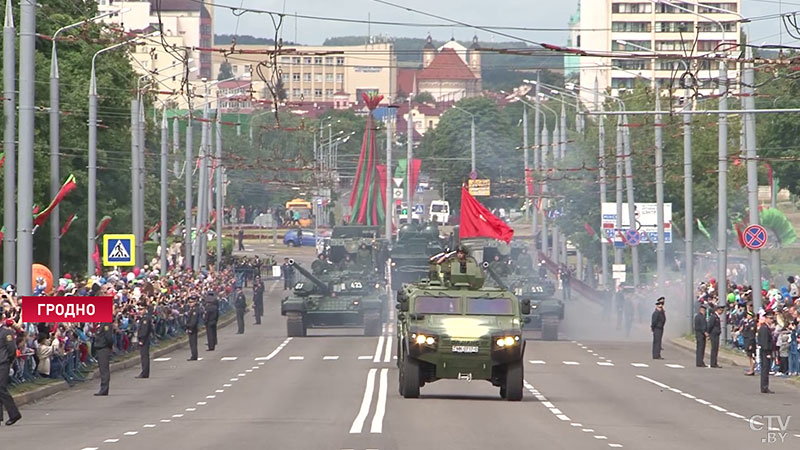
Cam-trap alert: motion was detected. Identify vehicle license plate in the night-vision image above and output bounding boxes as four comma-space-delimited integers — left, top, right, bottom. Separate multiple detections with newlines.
452, 345, 479, 353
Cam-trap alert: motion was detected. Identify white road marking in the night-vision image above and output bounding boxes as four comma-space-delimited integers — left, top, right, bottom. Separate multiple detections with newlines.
256, 337, 293, 360
197, 358, 203, 361
160, 419, 171, 423
230, 378, 239, 381
595, 436, 608, 440
695, 399, 711, 405
216, 390, 224, 393
238, 373, 247, 376
636, 375, 669, 389
609, 444, 624, 448
597, 362, 615, 367
541, 401, 554, 408
681, 393, 696, 399
665, 364, 684, 369
582, 428, 595, 432
143, 424, 156, 428
123, 432, 138, 436
104, 439, 119, 443
82, 448, 99, 450
383, 336, 393, 363
258, 362, 265, 365
669, 388, 683, 394
172, 414, 183, 418
185, 408, 196, 412
556, 414, 570, 421
631, 363, 649, 368
529, 360, 547, 365
289, 356, 304, 361
563, 361, 580, 365
709, 405, 727, 412
223, 383, 232, 387
350, 368, 378, 434
220, 356, 238, 361
571, 423, 583, 427
323, 356, 340, 360
358, 355, 373, 360
245, 369, 253, 373
206, 395, 216, 398
373, 335, 385, 363
370, 368, 389, 433
153, 357, 171, 362
727, 412, 745, 419
197, 402, 207, 405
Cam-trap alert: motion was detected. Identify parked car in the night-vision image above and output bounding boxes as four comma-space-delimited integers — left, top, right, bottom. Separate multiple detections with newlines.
283, 228, 317, 247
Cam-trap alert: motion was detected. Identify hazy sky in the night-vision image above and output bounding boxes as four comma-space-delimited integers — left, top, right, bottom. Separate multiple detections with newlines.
212, 0, 795, 46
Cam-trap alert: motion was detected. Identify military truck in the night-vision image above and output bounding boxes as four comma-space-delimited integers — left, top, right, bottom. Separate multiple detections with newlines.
389, 222, 443, 290
396, 246, 530, 401
280, 225, 388, 337
462, 237, 564, 341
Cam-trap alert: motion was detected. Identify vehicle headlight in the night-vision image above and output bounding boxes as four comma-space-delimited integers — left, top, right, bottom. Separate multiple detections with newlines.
496, 335, 520, 347
411, 333, 436, 346
375, 283, 381, 289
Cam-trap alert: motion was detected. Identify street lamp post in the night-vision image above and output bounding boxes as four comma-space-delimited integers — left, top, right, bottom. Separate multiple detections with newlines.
3, 0, 15, 284
17, 0, 35, 295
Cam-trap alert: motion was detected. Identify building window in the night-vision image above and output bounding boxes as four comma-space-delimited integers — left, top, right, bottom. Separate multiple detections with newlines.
611, 22, 651, 32
315, 73, 322, 82
698, 3, 737, 14
303, 73, 312, 82
336, 73, 344, 82
428, 120, 433, 129
612, 40, 651, 51
697, 40, 722, 51
325, 73, 333, 82
232, 65, 239, 73
656, 1, 694, 13
697, 21, 736, 32
314, 88, 322, 97
325, 56, 333, 65
314, 57, 322, 64
292, 88, 300, 97
244, 64, 251, 73
303, 88, 311, 97
292, 57, 301, 64
281, 73, 290, 82
611, 59, 650, 70
655, 40, 690, 51
325, 89, 333, 97
611, 78, 635, 89
612, 3, 652, 14
292, 73, 300, 81
304, 57, 312, 64
655, 60, 686, 70
336, 57, 345, 65
656, 22, 693, 33
281, 56, 290, 63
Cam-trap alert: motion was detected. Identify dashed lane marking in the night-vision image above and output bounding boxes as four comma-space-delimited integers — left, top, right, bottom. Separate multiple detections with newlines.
123, 432, 137, 436
143, 424, 156, 428
103, 439, 119, 443
571, 423, 583, 427
216, 390, 224, 393
160, 419, 171, 423
237, 373, 247, 376
153, 357, 171, 362
529, 360, 547, 364
223, 383, 232, 387
582, 429, 595, 432
255, 337, 293, 360
595, 436, 608, 440
172, 414, 183, 418
185, 408, 196, 412
597, 362, 615, 367
324, 356, 340, 360
289, 356, 304, 361
206, 395, 216, 398
245, 369, 253, 373
82, 447, 99, 450
563, 361, 580, 365
631, 363, 649, 368
197, 402, 207, 405
665, 363, 684, 369
220, 357, 238, 361
358, 355, 373, 360
609, 444, 624, 448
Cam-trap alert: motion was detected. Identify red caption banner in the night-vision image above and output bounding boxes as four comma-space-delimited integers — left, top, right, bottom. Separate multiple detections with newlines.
21, 296, 114, 322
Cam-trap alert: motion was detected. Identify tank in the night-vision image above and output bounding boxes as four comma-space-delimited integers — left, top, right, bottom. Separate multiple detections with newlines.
389, 223, 443, 290
396, 249, 530, 401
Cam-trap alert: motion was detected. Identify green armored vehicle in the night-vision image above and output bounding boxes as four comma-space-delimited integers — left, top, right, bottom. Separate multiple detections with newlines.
390, 223, 443, 290
280, 226, 388, 337
396, 245, 530, 401
463, 238, 564, 341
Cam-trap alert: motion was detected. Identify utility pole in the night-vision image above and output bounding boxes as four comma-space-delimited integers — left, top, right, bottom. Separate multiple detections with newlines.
137, 97, 146, 267
552, 121, 560, 264
717, 61, 729, 312
160, 107, 168, 274
598, 110, 608, 289
683, 86, 695, 327
623, 114, 639, 286
216, 115, 223, 271
522, 105, 529, 221
560, 103, 567, 160
540, 124, 549, 256
655, 85, 666, 287
614, 117, 623, 266
385, 107, 393, 240
407, 96, 413, 213
195, 88, 209, 271
131, 99, 140, 267
17, 0, 35, 295
173, 117, 180, 179
532, 72, 540, 247
3, 0, 15, 284
743, 47, 762, 313
184, 118, 193, 269
470, 114, 476, 173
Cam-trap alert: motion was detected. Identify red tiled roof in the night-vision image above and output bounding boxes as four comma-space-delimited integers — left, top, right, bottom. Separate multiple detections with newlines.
397, 69, 417, 95
417, 48, 476, 81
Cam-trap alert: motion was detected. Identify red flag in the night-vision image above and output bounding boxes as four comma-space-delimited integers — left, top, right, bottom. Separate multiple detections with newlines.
33, 174, 77, 228
96, 216, 112, 236
168, 220, 183, 236
458, 186, 514, 243
0, 152, 4, 170
524, 168, 534, 196
92, 243, 102, 274
32, 204, 39, 214
144, 222, 162, 241
409, 158, 422, 195
60, 213, 76, 238
734, 221, 745, 248
584, 222, 600, 241
0, 225, 4, 247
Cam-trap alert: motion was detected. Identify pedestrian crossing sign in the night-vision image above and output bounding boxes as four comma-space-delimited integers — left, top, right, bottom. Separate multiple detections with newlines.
103, 234, 135, 266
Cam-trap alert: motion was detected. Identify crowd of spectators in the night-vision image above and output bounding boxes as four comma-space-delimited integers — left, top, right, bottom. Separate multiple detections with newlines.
0, 264, 238, 390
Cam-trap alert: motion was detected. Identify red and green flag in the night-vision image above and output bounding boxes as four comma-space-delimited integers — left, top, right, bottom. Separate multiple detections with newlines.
584, 222, 599, 241
60, 213, 77, 238
0, 152, 4, 170
696, 218, 711, 241
144, 221, 162, 242
348, 92, 385, 226
96, 215, 112, 236
33, 174, 77, 228
169, 220, 184, 236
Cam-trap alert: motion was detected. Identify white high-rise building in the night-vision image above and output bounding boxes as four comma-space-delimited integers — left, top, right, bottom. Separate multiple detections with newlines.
577, 1, 741, 107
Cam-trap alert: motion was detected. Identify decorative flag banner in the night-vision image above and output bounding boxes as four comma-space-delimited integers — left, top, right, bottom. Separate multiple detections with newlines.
92, 243, 102, 274
96, 216, 112, 237
21, 296, 113, 322
459, 185, 514, 243
202, 211, 217, 233
32, 204, 39, 214
60, 213, 77, 238
733, 220, 745, 247
168, 220, 183, 236
584, 222, 599, 241
0, 152, 4, 169
144, 222, 162, 242
348, 92, 385, 226
525, 168, 534, 196
696, 218, 712, 241
0, 225, 4, 248
33, 174, 77, 228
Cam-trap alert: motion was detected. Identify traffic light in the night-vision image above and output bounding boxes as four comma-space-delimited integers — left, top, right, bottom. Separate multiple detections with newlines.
401, 207, 408, 215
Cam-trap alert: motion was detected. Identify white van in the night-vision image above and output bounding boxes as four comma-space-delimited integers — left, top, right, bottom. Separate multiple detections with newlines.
429, 200, 450, 225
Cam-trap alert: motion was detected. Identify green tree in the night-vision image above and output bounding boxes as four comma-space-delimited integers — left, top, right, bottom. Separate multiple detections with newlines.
217, 61, 233, 81
413, 91, 435, 104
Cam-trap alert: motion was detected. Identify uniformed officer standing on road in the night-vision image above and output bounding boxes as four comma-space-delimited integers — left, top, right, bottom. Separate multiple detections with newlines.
253, 276, 265, 325
94, 320, 114, 396
235, 286, 247, 334
186, 296, 200, 361
651, 297, 666, 359
204, 291, 219, 351
758, 311, 775, 393
135, 304, 152, 378
707, 304, 724, 368
694, 303, 708, 367
0, 319, 22, 425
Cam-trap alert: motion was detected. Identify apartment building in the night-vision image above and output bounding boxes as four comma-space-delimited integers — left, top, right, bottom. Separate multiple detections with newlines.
577, 1, 741, 107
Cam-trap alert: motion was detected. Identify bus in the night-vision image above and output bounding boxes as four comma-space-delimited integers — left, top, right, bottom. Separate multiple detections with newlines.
285, 198, 313, 227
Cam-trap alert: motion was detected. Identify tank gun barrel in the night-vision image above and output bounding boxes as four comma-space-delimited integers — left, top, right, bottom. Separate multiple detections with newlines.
289, 259, 330, 294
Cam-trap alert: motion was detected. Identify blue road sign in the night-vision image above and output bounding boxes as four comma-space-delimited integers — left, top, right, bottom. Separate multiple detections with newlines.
625, 228, 641, 246
103, 234, 136, 266
743, 224, 767, 250
413, 204, 424, 215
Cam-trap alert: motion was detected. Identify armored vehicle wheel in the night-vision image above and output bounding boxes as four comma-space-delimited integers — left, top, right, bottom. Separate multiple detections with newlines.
504, 360, 524, 401
541, 314, 559, 341
400, 355, 420, 398
286, 312, 306, 337
363, 311, 381, 336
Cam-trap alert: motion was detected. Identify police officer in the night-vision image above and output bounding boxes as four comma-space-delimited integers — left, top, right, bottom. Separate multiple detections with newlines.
742, 310, 757, 375
94, 320, 114, 396
235, 286, 247, 334
204, 291, 219, 351
707, 303, 724, 368
758, 311, 775, 393
651, 297, 666, 359
186, 296, 200, 361
0, 319, 21, 425
135, 304, 152, 378
253, 276, 265, 325
694, 303, 708, 367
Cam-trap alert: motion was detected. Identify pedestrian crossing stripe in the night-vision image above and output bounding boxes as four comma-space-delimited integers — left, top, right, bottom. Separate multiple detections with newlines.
102, 234, 136, 266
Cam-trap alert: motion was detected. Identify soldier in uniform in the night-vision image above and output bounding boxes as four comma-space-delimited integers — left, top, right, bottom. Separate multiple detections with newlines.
204, 291, 218, 351
707, 303, 724, 368
235, 286, 247, 334
0, 319, 21, 425
135, 304, 152, 378
94, 320, 115, 395
186, 296, 200, 361
758, 311, 775, 393
651, 297, 666, 359
253, 275, 265, 325
694, 303, 708, 367
741, 310, 757, 375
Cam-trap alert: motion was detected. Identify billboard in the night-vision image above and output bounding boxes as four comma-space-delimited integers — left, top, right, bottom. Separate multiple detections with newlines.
468, 179, 491, 196
601, 202, 672, 246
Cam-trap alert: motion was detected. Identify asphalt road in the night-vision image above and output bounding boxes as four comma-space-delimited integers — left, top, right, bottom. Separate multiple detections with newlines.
5, 243, 800, 449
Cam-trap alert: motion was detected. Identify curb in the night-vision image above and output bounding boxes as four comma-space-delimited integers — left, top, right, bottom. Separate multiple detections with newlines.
13, 309, 240, 407
670, 336, 750, 367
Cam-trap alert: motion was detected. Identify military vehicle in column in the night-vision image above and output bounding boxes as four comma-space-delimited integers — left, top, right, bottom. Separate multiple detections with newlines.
463, 238, 564, 341
280, 226, 388, 337
389, 222, 444, 290
396, 245, 530, 401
